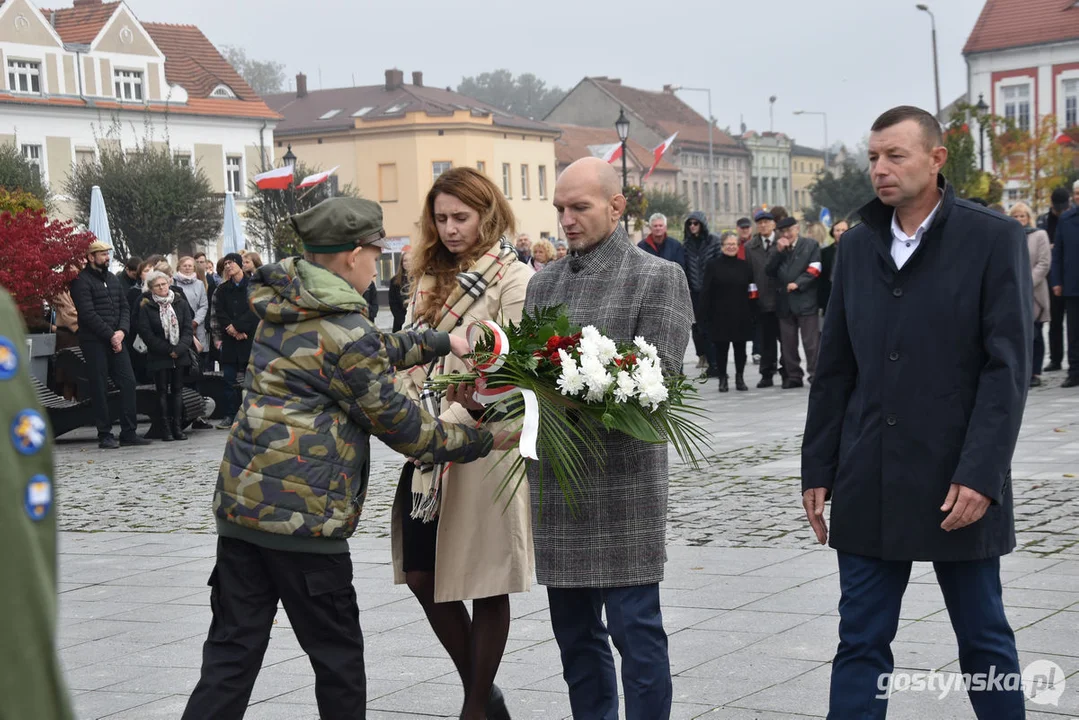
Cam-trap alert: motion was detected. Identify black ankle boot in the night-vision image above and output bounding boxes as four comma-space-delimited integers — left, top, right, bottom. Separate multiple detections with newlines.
735, 373, 748, 391
170, 391, 188, 441
157, 392, 174, 441
718, 376, 729, 393
486, 684, 510, 720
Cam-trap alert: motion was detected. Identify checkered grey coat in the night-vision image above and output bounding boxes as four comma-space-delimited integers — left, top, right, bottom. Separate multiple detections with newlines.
525, 225, 693, 588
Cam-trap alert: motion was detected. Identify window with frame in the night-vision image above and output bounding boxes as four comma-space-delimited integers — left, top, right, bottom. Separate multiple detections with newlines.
502, 163, 511, 197
174, 153, 191, 169
476, 160, 486, 174
1065, 79, 1079, 128
682, 180, 689, 198
724, 182, 730, 212
714, 184, 720, 216
226, 155, 243, 194
737, 184, 743, 211
692, 181, 699, 210
75, 149, 95, 166
538, 165, 547, 199
432, 161, 452, 181
7, 60, 41, 94
22, 144, 42, 182
520, 164, 530, 199
1002, 84, 1031, 132
114, 69, 144, 101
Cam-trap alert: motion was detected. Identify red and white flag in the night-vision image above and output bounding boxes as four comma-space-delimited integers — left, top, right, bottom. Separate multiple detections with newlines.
589, 143, 623, 164
643, 132, 678, 180
807, 261, 823, 278
748, 283, 759, 299
298, 166, 340, 189
253, 165, 293, 191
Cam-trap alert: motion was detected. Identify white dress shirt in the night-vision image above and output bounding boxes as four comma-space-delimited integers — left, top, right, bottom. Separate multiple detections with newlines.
890, 195, 943, 269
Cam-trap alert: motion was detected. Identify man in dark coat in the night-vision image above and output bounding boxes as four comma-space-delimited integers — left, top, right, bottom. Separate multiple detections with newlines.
802, 106, 1031, 719
69, 241, 150, 449
743, 210, 783, 386
638, 213, 686, 264
362, 281, 379, 324
1050, 184, 1079, 387
766, 216, 821, 388
680, 211, 722, 376
214, 253, 260, 428
1040, 186, 1070, 372
114, 255, 142, 296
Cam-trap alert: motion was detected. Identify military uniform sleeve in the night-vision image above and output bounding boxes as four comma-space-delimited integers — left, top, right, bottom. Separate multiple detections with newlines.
381, 328, 450, 369
331, 332, 493, 464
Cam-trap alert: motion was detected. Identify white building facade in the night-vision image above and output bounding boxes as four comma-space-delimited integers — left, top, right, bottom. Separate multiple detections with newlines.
742, 131, 792, 211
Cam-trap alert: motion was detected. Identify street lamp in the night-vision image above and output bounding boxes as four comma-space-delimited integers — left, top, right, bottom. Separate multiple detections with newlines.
793, 110, 829, 168
615, 108, 630, 233
281, 144, 297, 214
916, 4, 942, 118
672, 86, 716, 225
975, 93, 990, 171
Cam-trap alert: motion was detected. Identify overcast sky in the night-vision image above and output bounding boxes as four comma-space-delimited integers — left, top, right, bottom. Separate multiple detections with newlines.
129, 0, 987, 151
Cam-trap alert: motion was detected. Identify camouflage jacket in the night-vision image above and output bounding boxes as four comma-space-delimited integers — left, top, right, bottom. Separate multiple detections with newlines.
214, 258, 493, 553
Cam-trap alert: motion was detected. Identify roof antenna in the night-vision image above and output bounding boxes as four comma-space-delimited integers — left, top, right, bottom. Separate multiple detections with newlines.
352, 73, 355, 88
318, 67, 322, 91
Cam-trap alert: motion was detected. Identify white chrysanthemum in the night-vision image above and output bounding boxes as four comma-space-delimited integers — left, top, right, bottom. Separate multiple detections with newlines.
637, 377, 669, 411
578, 354, 613, 401
633, 336, 660, 361
581, 326, 601, 341
613, 370, 637, 403
557, 351, 586, 396
594, 335, 619, 365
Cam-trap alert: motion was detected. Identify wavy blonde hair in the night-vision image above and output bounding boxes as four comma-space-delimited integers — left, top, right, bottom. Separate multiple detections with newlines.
411, 167, 516, 325
1008, 201, 1035, 228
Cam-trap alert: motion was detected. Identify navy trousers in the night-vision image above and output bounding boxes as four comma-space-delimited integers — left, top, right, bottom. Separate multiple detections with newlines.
547, 584, 672, 720
830, 552, 1024, 720
689, 291, 717, 371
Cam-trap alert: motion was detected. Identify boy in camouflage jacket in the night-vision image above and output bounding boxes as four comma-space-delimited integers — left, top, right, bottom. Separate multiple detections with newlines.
183, 198, 494, 720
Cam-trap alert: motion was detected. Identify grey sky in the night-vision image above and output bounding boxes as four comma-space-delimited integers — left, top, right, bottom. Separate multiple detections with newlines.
128, 0, 987, 152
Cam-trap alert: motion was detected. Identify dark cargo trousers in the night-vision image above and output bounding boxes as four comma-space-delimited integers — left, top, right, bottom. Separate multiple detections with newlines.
182, 536, 367, 720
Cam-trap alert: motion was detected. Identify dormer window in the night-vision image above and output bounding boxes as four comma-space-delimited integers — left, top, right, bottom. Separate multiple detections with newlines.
210, 84, 236, 99
318, 109, 342, 120
7, 60, 41, 94
352, 106, 374, 117
114, 69, 144, 101
384, 102, 409, 114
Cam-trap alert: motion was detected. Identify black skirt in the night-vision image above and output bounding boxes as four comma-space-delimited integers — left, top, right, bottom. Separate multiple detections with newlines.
395, 463, 438, 573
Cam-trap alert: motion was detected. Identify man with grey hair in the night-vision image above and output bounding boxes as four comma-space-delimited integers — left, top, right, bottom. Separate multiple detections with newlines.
638, 212, 685, 265
515, 233, 532, 264
527, 157, 692, 719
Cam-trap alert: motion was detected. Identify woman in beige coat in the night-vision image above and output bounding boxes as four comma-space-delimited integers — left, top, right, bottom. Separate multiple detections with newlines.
1010, 202, 1052, 386
392, 167, 533, 720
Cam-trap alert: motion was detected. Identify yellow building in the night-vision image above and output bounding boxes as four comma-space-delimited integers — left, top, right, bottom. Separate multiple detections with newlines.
791, 144, 827, 220
266, 69, 560, 266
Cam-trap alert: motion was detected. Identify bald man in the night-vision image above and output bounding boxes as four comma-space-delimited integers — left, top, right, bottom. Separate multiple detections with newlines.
525, 157, 692, 720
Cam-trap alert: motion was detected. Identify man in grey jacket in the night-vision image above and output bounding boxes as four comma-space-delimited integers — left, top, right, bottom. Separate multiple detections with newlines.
767, 216, 822, 388
525, 157, 692, 720
743, 211, 783, 387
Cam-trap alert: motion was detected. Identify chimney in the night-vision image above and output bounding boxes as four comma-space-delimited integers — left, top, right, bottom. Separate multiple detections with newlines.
72, 0, 102, 5
663, 84, 674, 94
296, 72, 307, 98
608, 78, 621, 85
385, 68, 404, 91
411, 71, 423, 87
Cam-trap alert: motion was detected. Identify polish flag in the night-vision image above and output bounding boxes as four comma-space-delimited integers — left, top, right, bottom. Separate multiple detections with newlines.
298, 166, 340, 189
807, 261, 823, 277
748, 283, 759, 299
643, 132, 678, 180
589, 143, 623, 164
253, 165, 294, 191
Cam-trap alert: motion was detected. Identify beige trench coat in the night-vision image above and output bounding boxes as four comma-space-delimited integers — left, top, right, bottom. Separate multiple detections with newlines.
391, 259, 535, 602
1029, 228, 1051, 324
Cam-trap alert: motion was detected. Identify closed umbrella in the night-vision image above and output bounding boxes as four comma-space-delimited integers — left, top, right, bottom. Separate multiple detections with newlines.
222, 192, 245, 255
88, 185, 112, 247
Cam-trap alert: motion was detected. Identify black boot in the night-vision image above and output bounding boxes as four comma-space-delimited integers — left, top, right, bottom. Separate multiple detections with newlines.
157, 392, 174, 442
718, 375, 729, 393
735, 373, 748, 391
486, 684, 511, 720
170, 390, 187, 441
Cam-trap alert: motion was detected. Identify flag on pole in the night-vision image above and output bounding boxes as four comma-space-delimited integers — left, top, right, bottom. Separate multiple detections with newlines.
253, 165, 294, 190
588, 143, 623, 164
298, 166, 340, 189
643, 132, 678, 180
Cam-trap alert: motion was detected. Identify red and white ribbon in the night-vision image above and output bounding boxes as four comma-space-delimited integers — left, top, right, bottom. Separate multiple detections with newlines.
466, 320, 538, 460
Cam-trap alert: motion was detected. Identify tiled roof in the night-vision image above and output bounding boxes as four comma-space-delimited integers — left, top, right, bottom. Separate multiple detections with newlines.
553, 123, 678, 172
588, 78, 744, 152
265, 82, 558, 136
0, 92, 280, 119
142, 22, 260, 102
963, 0, 1079, 55
41, 0, 118, 44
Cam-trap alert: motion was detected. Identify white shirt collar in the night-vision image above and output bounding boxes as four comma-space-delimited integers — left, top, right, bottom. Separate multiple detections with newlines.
890, 194, 943, 244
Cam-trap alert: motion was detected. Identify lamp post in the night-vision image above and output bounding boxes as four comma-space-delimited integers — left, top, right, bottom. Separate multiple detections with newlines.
975, 93, 989, 171
793, 110, 829, 168
673, 86, 716, 225
615, 108, 630, 233
916, 4, 942, 118
282, 144, 297, 214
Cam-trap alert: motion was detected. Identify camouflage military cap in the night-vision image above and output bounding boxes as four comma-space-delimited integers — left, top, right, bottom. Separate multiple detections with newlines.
290, 197, 389, 254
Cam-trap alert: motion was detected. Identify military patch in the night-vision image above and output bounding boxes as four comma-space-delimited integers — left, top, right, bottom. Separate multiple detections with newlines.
11, 409, 47, 455
24, 475, 52, 521
0, 336, 18, 380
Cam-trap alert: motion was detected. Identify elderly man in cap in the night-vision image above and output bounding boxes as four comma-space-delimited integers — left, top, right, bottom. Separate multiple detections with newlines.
182, 197, 497, 720
767, 216, 822, 388
69, 240, 149, 449
744, 210, 784, 385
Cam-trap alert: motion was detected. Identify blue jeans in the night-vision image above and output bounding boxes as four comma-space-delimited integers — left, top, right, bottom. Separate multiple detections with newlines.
830, 552, 1023, 720
547, 584, 672, 720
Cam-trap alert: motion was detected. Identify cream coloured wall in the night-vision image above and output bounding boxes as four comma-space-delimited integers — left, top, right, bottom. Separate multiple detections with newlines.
62, 54, 75, 95
94, 7, 158, 57
194, 143, 224, 193
0, 0, 62, 47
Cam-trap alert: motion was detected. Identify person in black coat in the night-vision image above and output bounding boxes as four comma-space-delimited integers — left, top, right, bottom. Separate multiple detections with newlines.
363, 281, 379, 324
700, 232, 756, 392
69, 241, 150, 449
388, 247, 411, 332
801, 107, 1031, 719
215, 253, 260, 427
135, 271, 194, 441
817, 219, 849, 314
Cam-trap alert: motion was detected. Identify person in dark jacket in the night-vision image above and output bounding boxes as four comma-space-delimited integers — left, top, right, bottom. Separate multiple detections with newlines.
1040, 187, 1070, 371
802, 106, 1031, 719
363, 281, 379, 324
743, 210, 783, 386
388, 246, 411, 332
701, 232, 756, 392
1051, 182, 1079, 387
135, 271, 194, 441
69, 241, 150, 449
817, 220, 848, 314
638, 213, 686, 265
215, 253, 259, 428
681, 212, 722, 376
766, 216, 821, 388
114, 255, 142, 296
